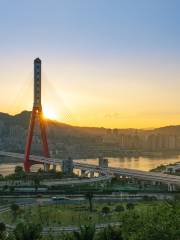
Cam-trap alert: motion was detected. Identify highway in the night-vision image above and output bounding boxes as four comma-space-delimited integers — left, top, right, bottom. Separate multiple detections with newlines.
0, 151, 63, 165
1, 151, 180, 187
74, 162, 180, 186
42, 175, 112, 186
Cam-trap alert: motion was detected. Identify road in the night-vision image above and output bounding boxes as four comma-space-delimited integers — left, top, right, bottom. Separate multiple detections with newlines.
1, 151, 180, 186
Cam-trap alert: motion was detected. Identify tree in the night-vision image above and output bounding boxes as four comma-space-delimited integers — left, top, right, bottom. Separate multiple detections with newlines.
102, 206, 110, 214
85, 192, 93, 212
10, 203, 20, 221
73, 225, 95, 240
9, 186, 15, 193
0, 222, 6, 239
122, 202, 180, 240
33, 177, 40, 192
126, 202, 135, 210
96, 225, 123, 240
15, 166, 24, 174
61, 233, 74, 240
13, 222, 42, 240
115, 205, 124, 213
2, 185, 8, 192
0, 222, 13, 240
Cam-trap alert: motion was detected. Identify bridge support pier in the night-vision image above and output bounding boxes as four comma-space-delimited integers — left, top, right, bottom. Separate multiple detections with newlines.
44, 163, 50, 172
81, 169, 86, 177
99, 157, 108, 168
90, 171, 95, 178
62, 158, 73, 174
168, 183, 176, 192
53, 164, 56, 171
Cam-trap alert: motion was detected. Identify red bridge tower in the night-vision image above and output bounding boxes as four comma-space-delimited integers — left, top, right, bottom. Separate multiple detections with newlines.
24, 58, 50, 172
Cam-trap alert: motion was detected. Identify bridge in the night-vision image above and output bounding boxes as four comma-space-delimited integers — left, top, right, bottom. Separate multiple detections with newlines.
1, 58, 180, 192
1, 151, 180, 191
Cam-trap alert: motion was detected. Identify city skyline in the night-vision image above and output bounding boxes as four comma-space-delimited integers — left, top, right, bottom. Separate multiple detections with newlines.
0, 1, 180, 128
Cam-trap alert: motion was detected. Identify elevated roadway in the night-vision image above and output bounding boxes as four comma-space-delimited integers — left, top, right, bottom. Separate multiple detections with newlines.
1, 151, 180, 187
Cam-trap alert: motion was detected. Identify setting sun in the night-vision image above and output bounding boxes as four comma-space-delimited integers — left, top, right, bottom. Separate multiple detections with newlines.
43, 106, 58, 120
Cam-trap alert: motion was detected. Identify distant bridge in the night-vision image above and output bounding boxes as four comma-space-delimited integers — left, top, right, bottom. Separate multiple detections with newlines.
0, 151, 180, 190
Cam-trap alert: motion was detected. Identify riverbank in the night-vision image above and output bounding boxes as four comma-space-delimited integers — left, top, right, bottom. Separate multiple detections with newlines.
1, 155, 180, 176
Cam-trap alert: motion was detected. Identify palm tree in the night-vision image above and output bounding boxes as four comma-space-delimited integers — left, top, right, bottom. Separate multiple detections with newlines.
73, 225, 95, 240
85, 192, 93, 212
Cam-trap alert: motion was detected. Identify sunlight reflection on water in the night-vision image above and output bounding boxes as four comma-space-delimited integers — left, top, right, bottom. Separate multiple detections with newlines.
1, 156, 180, 176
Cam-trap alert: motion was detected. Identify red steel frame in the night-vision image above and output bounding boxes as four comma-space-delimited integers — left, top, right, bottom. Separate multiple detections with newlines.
24, 106, 49, 172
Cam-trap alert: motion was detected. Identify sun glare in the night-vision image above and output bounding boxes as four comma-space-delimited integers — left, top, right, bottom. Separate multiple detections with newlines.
43, 106, 58, 120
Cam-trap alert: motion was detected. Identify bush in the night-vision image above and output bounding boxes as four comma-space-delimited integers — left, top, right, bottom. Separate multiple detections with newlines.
122, 202, 180, 240
115, 205, 125, 212
102, 206, 110, 214
15, 166, 24, 174
97, 225, 123, 240
126, 203, 135, 210
14, 222, 42, 240
10, 203, 20, 220
0, 222, 6, 233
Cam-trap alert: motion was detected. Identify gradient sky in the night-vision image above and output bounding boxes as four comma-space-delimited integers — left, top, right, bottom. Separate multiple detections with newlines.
0, 0, 180, 128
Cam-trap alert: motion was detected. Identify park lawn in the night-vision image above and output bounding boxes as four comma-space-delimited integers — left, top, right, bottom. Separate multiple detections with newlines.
0, 201, 159, 227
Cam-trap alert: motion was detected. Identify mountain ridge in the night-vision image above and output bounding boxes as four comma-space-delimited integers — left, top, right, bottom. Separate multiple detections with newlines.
1, 111, 180, 135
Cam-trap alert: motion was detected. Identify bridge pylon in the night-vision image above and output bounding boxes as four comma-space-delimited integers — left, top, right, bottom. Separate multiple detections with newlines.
24, 58, 50, 172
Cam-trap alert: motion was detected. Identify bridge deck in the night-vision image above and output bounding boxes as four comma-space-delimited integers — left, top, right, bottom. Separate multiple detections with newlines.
0, 151, 180, 186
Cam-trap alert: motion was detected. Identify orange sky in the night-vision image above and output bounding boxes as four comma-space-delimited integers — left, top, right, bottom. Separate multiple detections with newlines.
0, 59, 180, 129
0, 1, 180, 129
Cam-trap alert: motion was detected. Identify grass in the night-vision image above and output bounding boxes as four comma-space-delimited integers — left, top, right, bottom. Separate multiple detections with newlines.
0, 201, 160, 227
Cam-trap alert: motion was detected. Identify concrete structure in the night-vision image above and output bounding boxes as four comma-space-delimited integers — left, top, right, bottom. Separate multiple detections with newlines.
99, 157, 108, 168
165, 164, 180, 174
62, 157, 73, 174
1, 151, 180, 191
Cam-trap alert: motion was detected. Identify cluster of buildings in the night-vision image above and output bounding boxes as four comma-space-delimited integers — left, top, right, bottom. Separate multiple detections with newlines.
1, 118, 180, 158
103, 129, 180, 151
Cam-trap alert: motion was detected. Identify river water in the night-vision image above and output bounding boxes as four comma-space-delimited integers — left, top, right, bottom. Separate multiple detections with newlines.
0, 156, 180, 176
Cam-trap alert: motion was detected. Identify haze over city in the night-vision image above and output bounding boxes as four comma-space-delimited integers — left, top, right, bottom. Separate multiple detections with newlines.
0, 0, 180, 128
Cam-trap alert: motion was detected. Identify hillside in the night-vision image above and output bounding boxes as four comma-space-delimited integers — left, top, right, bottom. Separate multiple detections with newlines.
1, 111, 180, 158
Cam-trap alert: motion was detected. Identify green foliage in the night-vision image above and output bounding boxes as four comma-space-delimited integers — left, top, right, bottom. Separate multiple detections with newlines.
0, 222, 6, 239
85, 192, 94, 212
13, 222, 42, 240
10, 203, 20, 221
96, 225, 123, 240
15, 166, 24, 174
122, 201, 180, 240
34, 177, 40, 192
73, 225, 95, 240
101, 206, 110, 214
0, 222, 14, 240
126, 203, 135, 210
1, 201, 180, 240
115, 205, 124, 212
0, 223, 6, 233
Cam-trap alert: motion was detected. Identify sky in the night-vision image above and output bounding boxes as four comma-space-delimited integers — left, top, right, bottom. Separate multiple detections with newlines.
0, 0, 180, 128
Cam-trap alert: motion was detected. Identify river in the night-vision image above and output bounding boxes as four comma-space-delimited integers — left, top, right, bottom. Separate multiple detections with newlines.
0, 156, 180, 176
